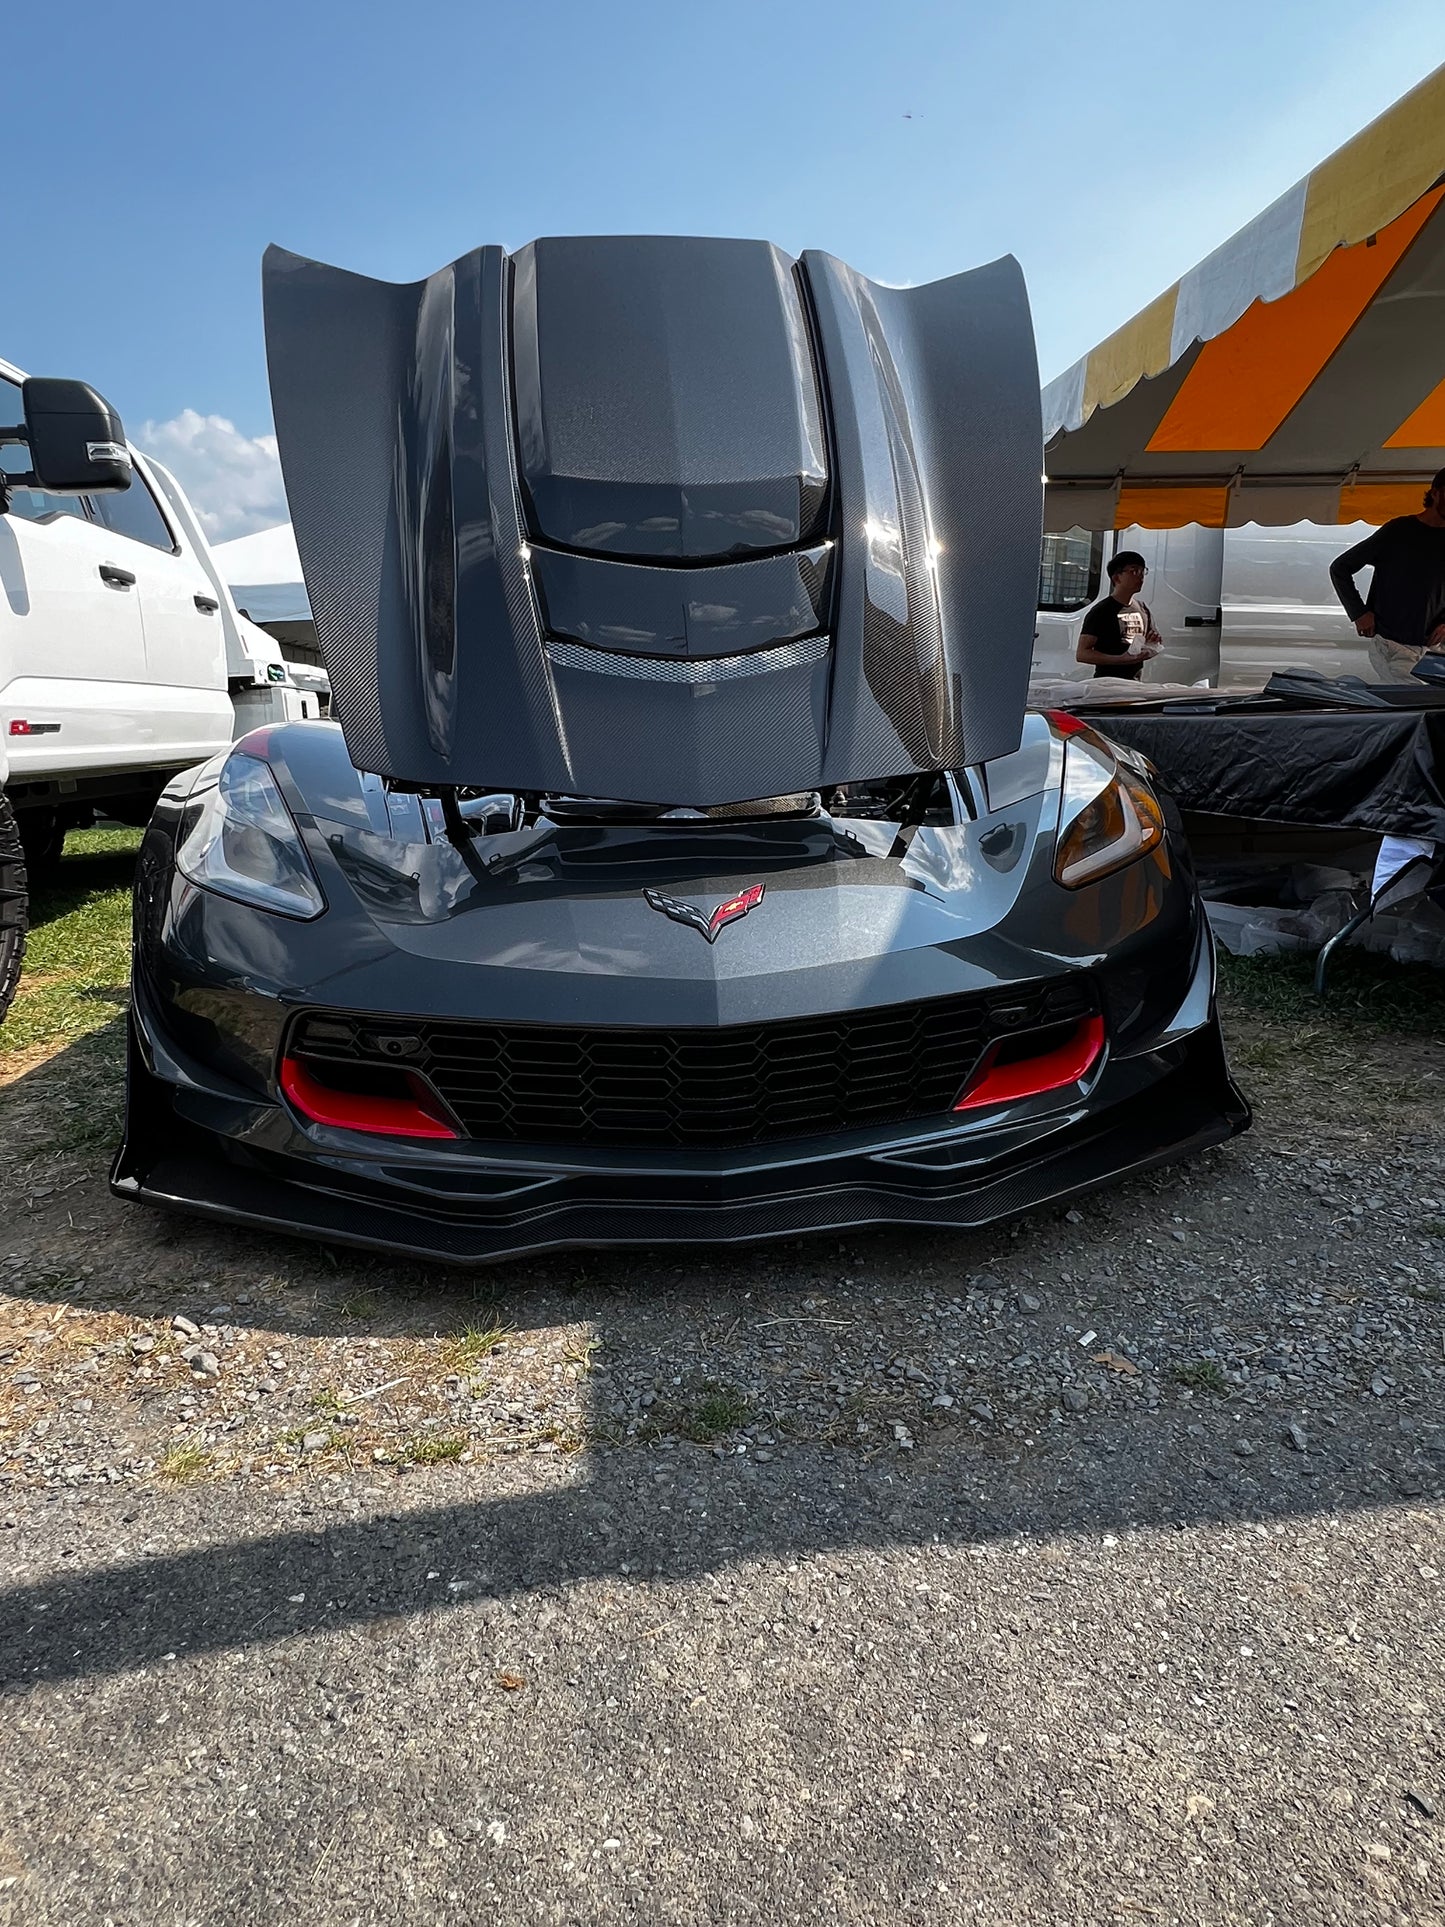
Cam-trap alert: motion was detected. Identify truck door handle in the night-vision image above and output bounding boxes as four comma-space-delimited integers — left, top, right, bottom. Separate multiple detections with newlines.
194, 594, 219, 614
99, 564, 136, 588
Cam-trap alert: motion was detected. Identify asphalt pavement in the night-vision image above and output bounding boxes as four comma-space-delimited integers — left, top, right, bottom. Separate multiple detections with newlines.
2, 1399, 1443, 1925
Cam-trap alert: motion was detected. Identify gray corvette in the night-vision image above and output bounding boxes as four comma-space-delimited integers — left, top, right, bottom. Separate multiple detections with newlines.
112, 234, 1248, 1263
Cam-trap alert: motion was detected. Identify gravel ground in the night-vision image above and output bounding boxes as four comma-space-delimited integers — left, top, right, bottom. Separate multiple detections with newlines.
1, 997, 1443, 1922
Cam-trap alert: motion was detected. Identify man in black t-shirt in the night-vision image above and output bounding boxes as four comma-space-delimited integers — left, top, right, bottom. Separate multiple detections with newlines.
1075, 551, 1162, 680
1330, 468, 1445, 682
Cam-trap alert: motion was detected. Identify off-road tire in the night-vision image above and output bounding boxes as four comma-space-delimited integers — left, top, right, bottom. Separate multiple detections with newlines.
0, 793, 28, 1024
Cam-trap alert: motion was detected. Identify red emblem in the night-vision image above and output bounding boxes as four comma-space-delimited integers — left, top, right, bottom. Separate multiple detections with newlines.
643, 882, 766, 943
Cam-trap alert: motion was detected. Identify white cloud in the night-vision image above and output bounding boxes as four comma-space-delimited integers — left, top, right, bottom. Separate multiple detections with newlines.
137, 409, 287, 543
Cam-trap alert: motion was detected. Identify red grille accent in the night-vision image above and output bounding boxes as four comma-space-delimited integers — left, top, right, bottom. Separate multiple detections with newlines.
280, 1055, 458, 1140
953, 1014, 1105, 1112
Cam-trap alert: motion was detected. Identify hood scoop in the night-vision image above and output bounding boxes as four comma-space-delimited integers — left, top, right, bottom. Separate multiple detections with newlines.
264, 233, 1042, 805
512, 236, 828, 561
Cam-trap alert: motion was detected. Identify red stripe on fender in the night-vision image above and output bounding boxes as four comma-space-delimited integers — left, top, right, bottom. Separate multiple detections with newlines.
280, 1055, 458, 1140
954, 1014, 1106, 1112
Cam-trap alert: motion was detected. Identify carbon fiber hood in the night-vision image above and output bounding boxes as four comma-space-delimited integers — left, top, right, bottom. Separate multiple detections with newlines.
263, 235, 1042, 804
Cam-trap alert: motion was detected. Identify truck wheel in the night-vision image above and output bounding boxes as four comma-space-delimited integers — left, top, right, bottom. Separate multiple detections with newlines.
0, 794, 27, 1025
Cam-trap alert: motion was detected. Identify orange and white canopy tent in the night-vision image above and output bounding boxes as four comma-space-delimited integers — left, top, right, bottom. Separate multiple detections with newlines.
1042, 64, 1445, 533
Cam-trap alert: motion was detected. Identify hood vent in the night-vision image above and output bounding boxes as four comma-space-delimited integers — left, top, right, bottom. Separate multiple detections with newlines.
511, 236, 829, 562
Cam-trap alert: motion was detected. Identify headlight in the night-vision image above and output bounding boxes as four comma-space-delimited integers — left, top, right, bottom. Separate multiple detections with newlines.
1054, 737, 1164, 889
175, 751, 325, 918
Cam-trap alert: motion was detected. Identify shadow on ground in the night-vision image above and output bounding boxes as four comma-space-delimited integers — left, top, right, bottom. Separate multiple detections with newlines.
0, 1372, 1438, 1695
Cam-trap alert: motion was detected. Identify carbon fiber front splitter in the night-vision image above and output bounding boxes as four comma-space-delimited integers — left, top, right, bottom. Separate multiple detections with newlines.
112, 1013, 1249, 1267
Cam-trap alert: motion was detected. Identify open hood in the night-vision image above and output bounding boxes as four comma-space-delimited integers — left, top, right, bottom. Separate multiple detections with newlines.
263, 235, 1041, 804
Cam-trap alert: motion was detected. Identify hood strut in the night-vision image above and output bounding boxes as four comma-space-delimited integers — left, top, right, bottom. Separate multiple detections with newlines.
434, 787, 498, 891
438, 788, 475, 849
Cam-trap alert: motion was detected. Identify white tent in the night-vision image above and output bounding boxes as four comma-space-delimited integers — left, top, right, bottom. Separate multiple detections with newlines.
1043, 65, 1445, 531
212, 522, 310, 623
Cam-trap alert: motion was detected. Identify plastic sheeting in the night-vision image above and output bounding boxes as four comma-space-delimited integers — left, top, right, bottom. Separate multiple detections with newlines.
1094, 707, 1445, 841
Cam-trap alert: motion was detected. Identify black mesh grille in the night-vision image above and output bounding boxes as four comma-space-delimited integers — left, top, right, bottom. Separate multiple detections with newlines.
287, 978, 1097, 1151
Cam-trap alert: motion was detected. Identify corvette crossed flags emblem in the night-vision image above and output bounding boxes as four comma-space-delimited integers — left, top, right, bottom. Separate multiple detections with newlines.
643, 882, 766, 943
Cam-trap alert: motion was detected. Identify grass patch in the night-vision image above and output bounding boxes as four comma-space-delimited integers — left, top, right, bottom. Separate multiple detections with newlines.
35, 1031, 127, 1154
310, 1387, 348, 1418
2, 827, 140, 1060
403, 1432, 465, 1465
1219, 948, 1445, 1035
1169, 1359, 1230, 1396
440, 1319, 510, 1372
276, 1424, 343, 1455
561, 1335, 601, 1374
681, 1382, 752, 1443
159, 1443, 216, 1484
1231, 1036, 1294, 1074
334, 1290, 382, 1322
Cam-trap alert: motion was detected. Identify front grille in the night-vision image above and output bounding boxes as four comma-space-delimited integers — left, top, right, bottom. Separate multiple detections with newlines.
287, 979, 1096, 1151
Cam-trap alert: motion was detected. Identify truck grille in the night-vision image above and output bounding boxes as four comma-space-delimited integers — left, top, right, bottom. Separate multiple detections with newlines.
287, 979, 1096, 1152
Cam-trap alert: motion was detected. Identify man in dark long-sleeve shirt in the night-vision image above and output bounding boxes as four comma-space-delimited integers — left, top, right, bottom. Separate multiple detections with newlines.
1330, 468, 1445, 682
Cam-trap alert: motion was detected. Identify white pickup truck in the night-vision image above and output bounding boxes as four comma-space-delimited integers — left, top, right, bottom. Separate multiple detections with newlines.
0, 358, 318, 1021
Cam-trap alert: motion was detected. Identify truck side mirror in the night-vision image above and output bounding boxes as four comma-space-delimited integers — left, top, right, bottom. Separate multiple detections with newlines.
18, 378, 133, 494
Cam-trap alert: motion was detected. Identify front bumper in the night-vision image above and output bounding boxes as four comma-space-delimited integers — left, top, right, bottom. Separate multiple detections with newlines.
113, 968, 1248, 1265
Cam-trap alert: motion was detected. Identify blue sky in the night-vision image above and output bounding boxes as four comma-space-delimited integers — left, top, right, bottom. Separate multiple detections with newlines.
7, 2, 1444, 537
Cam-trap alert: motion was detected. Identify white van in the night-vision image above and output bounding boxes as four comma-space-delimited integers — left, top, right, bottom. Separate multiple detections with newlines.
1, 358, 317, 1018
1034, 521, 1379, 688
